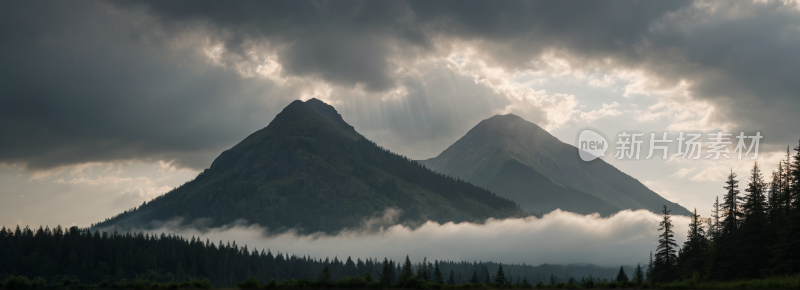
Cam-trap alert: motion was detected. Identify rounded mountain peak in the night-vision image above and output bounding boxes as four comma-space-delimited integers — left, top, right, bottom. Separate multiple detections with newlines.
473, 113, 547, 136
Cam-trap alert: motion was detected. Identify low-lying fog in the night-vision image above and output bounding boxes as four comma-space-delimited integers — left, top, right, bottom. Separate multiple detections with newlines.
138, 209, 689, 267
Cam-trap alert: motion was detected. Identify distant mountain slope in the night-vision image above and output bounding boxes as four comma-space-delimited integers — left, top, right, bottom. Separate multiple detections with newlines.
485, 159, 621, 216
95, 99, 524, 233
419, 114, 691, 216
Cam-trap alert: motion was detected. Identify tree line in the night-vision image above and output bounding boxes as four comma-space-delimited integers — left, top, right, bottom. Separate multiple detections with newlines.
649, 141, 800, 283
0, 225, 625, 288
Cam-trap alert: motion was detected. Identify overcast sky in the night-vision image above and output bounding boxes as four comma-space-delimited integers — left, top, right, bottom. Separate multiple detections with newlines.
2, 0, 799, 239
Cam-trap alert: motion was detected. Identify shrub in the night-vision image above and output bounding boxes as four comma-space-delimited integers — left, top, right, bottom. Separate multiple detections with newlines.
112, 278, 132, 289
3, 275, 32, 290
133, 279, 150, 290
263, 278, 277, 290
238, 276, 261, 289
29, 277, 46, 290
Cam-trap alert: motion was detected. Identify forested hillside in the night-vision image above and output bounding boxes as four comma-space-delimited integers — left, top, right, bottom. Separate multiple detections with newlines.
0, 225, 624, 287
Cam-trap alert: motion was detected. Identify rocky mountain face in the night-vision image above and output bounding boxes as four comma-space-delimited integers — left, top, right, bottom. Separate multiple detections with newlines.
419, 114, 691, 216
95, 99, 525, 234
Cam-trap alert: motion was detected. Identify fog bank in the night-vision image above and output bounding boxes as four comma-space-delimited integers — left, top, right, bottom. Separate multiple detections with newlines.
146, 209, 689, 267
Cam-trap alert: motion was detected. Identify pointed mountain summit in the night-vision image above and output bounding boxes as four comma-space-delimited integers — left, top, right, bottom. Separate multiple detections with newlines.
419, 114, 691, 216
95, 99, 523, 233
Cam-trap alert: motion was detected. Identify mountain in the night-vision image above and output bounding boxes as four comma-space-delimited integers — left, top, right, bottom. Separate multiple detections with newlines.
484, 159, 621, 216
95, 99, 524, 233
419, 114, 691, 216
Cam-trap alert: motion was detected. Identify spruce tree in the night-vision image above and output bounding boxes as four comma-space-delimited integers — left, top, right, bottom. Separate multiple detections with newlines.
677, 208, 708, 277
392, 260, 398, 283
710, 170, 742, 280
380, 258, 391, 284
397, 256, 414, 285
433, 261, 444, 284
709, 196, 722, 241
653, 205, 678, 283
646, 252, 653, 283
788, 142, 800, 272
317, 265, 332, 285
633, 264, 644, 285
768, 164, 785, 220
421, 258, 430, 281
737, 162, 770, 278
616, 266, 629, 282
494, 264, 507, 285
722, 169, 742, 235
448, 270, 456, 285
470, 270, 479, 284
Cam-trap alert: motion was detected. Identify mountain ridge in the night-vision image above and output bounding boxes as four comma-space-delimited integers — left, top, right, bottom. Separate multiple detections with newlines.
419, 113, 691, 216
95, 99, 525, 233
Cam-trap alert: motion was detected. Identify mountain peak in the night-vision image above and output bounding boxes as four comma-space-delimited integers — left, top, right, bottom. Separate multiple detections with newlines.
304, 98, 356, 133
489, 113, 523, 120
420, 114, 692, 216
95, 99, 524, 233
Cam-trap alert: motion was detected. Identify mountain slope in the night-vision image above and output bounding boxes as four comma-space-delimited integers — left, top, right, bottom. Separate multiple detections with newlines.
95, 99, 524, 233
419, 114, 691, 216
485, 159, 621, 216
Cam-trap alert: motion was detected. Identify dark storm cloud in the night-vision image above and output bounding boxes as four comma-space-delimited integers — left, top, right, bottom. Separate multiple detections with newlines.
0, 1, 294, 170
119, 0, 690, 90
2, 0, 798, 171
652, 1, 800, 148
121, 0, 798, 149
115, 0, 430, 92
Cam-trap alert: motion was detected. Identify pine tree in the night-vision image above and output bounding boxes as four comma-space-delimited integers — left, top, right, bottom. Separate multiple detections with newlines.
494, 264, 507, 285
722, 169, 742, 236
677, 208, 708, 277
344, 256, 357, 277
787, 141, 800, 272
433, 261, 444, 284
470, 270, 480, 284
392, 260, 398, 283
317, 265, 332, 285
710, 170, 742, 280
448, 270, 456, 285
737, 162, 770, 278
633, 264, 644, 285
549, 274, 555, 285
421, 258, 430, 281
653, 205, 678, 283
646, 252, 653, 283
616, 266, 629, 282
397, 256, 414, 285
380, 258, 391, 284
769, 164, 785, 219
709, 196, 722, 241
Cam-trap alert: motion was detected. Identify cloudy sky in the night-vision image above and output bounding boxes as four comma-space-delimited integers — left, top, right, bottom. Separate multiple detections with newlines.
2, 0, 799, 233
